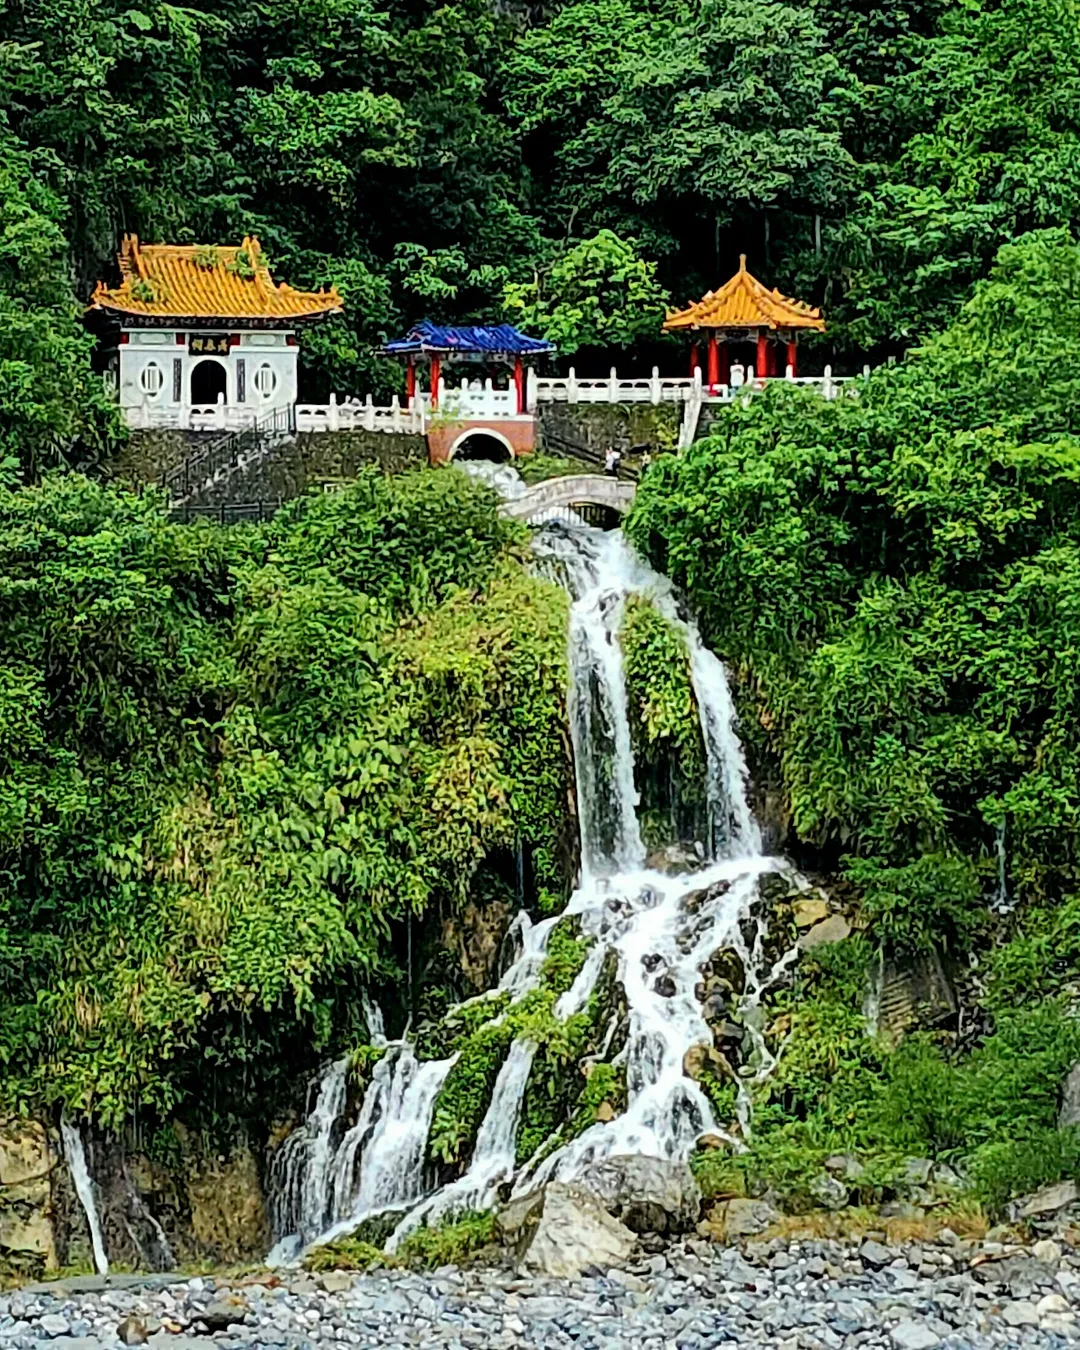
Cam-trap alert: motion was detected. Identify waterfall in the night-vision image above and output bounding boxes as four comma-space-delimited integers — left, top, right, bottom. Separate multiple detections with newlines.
268, 515, 794, 1257
386, 1040, 537, 1252
268, 1032, 456, 1261
60, 1120, 109, 1277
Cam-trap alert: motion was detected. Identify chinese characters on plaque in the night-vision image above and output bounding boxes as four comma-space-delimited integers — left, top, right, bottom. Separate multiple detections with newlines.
188, 334, 233, 355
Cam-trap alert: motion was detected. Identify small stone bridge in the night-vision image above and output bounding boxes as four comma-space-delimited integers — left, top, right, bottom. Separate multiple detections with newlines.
499, 473, 637, 522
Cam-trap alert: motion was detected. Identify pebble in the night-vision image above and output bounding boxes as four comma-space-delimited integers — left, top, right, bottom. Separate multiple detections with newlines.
5, 1234, 1080, 1349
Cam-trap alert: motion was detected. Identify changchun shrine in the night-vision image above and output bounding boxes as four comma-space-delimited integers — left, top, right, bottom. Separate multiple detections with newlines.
88, 235, 341, 431
88, 237, 858, 479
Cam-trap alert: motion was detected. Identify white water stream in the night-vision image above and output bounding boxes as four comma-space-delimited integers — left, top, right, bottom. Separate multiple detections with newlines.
61, 1119, 110, 1276
270, 508, 792, 1257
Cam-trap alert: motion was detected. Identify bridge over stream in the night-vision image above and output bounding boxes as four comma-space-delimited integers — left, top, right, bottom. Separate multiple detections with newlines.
498, 473, 637, 524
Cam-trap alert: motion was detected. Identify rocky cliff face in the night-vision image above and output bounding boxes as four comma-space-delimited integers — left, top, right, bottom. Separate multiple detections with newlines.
0, 1120, 270, 1285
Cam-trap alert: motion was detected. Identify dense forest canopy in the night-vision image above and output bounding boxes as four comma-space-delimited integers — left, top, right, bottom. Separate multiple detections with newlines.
7, 0, 1080, 471
8, 0, 1080, 1221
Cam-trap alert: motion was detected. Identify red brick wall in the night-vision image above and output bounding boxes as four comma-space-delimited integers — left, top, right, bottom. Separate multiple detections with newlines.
426, 418, 536, 466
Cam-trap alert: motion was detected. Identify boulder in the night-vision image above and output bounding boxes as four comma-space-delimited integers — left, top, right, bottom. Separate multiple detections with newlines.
799, 914, 852, 951
197, 1295, 250, 1332
682, 1043, 733, 1083
646, 843, 702, 875
1011, 1180, 1078, 1221
1060, 1062, 1080, 1129
792, 897, 830, 929
705, 1196, 780, 1241
506, 1183, 636, 1277
824, 1154, 865, 1182
577, 1156, 702, 1235
117, 1317, 149, 1346
809, 1172, 849, 1211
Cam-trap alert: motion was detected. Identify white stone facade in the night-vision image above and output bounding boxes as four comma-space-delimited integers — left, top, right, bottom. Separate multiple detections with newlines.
117, 327, 298, 430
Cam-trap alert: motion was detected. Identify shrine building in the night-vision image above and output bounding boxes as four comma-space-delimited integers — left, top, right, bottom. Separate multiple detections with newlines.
88, 235, 342, 431
663, 255, 824, 391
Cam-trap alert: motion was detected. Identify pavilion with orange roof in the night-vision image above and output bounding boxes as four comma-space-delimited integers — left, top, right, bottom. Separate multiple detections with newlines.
89, 234, 341, 430
663, 255, 824, 391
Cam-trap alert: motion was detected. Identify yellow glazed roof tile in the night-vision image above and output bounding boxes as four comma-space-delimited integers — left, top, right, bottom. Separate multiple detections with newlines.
89, 234, 342, 320
663, 255, 824, 333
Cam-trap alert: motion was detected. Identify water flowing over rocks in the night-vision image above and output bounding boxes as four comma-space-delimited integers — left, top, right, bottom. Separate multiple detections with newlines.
10, 1227, 1080, 1348
266, 518, 798, 1262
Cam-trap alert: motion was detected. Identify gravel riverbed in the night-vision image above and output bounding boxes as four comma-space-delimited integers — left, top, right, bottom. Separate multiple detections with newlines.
3, 1232, 1079, 1350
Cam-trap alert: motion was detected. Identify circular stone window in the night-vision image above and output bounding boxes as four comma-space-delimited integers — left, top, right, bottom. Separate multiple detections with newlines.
253, 363, 278, 399
139, 362, 164, 397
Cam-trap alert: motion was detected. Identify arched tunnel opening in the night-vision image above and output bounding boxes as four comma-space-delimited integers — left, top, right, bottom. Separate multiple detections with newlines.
452, 432, 513, 464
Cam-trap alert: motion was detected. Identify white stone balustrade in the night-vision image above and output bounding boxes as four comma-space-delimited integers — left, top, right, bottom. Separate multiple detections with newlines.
124, 364, 874, 435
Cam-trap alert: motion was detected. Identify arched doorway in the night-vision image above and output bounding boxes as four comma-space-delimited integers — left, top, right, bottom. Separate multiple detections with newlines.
450, 430, 513, 463
190, 358, 228, 406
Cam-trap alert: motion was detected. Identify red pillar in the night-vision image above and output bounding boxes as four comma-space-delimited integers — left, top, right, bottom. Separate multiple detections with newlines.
719, 342, 730, 386
406, 357, 416, 405
430, 356, 441, 410
756, 332, 769, 380
689, 343, 700, 378
707, 332, 720, 392
786, 340, 798, 378
514, 355, 525, 414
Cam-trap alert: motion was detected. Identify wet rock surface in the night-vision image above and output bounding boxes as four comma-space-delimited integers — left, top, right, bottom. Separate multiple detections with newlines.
8, 1231, 1080, 1349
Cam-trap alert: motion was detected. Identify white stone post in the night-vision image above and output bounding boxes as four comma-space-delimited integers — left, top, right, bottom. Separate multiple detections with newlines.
391, 395, 401, 431
438, 376, 446, 411
786, 363, 794, 380
215, 392, 226, 431
608, 367, 618, 402
568, 366, 578, 405
326, 392, 339, 431
650, 366, 661, 404
747, 365, 755, 386
823, 365, 834, 399
863, 363, 871, 378
527, 367, 538, 411
179, 403, 190, 431
363, 393, 375, 431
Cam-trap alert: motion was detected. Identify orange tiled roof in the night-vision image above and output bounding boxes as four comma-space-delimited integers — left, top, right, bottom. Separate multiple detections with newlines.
89, 234, 342, 321
663, 255, 824, 333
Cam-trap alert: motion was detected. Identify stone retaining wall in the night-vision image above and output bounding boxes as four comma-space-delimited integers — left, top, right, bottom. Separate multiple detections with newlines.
537, 403, 680, 457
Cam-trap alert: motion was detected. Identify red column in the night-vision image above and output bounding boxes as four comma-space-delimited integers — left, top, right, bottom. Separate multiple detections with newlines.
430, 356, 441, 410
689, 343, 700, 378
786, 340, 798, 378
514, 355, 525, 414
406, 357, 416, 405
707, 333, 720, 391
756, 332, 769, 380
719, 343, 730, 386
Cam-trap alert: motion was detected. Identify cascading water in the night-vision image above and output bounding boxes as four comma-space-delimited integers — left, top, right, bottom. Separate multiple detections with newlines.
269, 506, 797, 1257
61, 1120, 110, 1277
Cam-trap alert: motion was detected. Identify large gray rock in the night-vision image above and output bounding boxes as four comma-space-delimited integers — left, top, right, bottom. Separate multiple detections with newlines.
706, 1196, 780, 1241
577, 1155, 702, 1234
1011, 1179, 1078, 1220
1060, 1062, 1080, 1128
505, 1183, 636, 1278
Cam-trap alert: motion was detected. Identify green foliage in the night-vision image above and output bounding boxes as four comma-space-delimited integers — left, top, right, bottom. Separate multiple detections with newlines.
630, 232, 1080, 953
620, 595, 705, 846
304, 1238, 386, 1273
392, 1210, 499, 1268
0, 469, 573, 1129
503, 231, 670, 355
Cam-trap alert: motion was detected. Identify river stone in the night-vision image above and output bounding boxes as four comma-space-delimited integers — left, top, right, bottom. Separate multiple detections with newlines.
197, 1294, 250, 1331
517, 1183, 636, 1277
577, 1156, 702, 1234
890, 1322, 940, 1350
1060, 1062, 1080, 1128
117, 1315, 149, 1345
